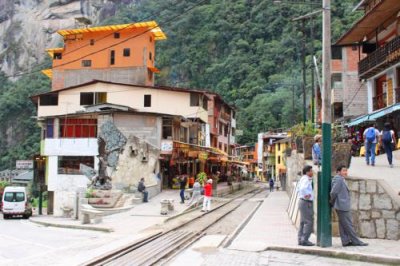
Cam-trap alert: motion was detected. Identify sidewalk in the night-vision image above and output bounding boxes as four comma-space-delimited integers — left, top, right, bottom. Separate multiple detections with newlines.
349, 150, 400, 199
228, 191, 400, 264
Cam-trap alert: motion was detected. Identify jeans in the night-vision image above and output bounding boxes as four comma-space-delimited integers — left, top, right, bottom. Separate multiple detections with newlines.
180, 189, 185, 203
383, 142, 393, 165
142, 191, 148, 202
365, 142, 376, 165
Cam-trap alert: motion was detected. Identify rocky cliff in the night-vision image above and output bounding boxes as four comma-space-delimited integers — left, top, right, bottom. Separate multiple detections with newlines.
0, 0, 134, 77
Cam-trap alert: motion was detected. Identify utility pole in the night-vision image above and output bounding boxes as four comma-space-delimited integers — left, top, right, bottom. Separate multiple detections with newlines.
301, 19, 307, 125
318, 0, 332, 247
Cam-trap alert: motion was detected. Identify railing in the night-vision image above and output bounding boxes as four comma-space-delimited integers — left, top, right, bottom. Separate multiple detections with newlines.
359, 36, 400, 78
396, 88, 400, 103
373, 93, 387, 111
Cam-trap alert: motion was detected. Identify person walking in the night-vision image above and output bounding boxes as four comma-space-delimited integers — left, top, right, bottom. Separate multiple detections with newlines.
297, 165, 314, 246
312, 136, 322, 166
330, 165, 368, 247
187, 179, 201, 207
179, 176, 187, 204
269, 178, 275, 192
201, 179, 213, 212
363, 123, 380, 166
380, 122, 396, 168
138, 177, 149, 203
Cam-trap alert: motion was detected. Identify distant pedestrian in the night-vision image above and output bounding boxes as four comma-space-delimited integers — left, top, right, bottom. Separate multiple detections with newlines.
269, 178, 274, 192
363, 123, 380, 166
187, 179, 201, 207
380, 122, 396, 168
179, 176, 187, 204
312, 136, 322, 166
330, 166, 368, 247
297, 165, 315, 246
138, 177, 149, 203
201, 179, 213, 212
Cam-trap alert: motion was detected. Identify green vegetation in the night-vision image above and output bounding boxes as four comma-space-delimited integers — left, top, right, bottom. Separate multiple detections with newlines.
0, 0, 361, 169
196, 172, 208, 185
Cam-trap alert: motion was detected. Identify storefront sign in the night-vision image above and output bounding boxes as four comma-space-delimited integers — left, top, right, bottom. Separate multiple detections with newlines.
198, 152, 208, 160
16, 160, 34, 169
161, 140, 173, 153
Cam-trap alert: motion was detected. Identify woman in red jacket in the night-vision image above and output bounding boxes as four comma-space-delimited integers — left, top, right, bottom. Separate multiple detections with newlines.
201, 179, 213, 212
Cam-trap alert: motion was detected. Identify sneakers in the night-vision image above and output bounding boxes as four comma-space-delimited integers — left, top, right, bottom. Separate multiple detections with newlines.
343, 241, 368, 247
299, 241, 315, 246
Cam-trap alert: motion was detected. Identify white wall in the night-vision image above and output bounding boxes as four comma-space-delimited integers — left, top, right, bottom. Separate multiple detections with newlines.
43, 138, 98, 156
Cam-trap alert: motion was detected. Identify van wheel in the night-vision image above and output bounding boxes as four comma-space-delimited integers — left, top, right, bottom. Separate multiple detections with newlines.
3, 214, 9, 219
23, 214, 30, 219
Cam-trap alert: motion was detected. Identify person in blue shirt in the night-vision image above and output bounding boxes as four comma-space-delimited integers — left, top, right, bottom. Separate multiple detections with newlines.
297, 165, 314, 246
312, 136, 322, 166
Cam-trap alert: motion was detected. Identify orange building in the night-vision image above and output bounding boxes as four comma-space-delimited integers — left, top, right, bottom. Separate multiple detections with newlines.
42, 21, 166, 90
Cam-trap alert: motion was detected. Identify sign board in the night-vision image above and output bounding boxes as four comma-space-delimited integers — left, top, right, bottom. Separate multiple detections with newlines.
235, 130, 244, 136
198, 152, 208, 160
16, 160, 33, 169
161, 140, 173, 153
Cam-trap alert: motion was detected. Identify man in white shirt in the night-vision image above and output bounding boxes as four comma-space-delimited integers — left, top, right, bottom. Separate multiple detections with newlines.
363, 123, 380, 166
297, 165, 314, 246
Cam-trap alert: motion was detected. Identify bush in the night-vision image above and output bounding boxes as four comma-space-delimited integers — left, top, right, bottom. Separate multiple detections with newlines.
196, 172, 207, 186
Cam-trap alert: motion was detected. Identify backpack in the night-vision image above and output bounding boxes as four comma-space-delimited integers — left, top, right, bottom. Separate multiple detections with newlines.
382, 130, 392, 144
365, 128, 376, 143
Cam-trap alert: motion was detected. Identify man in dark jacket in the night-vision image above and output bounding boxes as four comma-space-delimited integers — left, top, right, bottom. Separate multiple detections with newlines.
138, 177, 149, 203
330, 166, 367, 247
179, 176, 187, 204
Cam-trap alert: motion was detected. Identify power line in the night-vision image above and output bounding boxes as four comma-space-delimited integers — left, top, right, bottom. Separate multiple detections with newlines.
342, 81, 365, 114
5, 0, 209, 79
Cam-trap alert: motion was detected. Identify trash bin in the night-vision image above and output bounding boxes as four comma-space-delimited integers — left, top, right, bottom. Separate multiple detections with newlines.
167, 199, 175, 211
160, 199, 169, 215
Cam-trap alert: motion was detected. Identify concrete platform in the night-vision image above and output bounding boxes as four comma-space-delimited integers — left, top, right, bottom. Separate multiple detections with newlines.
228, 191, 400, 264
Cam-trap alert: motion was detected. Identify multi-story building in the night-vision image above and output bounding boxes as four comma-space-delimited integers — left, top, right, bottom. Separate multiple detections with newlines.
234, 144, 258, 177
336, 1, 400, 132
331, 45, 368, 121
42, 21, 166, 90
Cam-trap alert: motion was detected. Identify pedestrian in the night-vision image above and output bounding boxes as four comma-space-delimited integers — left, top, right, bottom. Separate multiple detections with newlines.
269, 178, 274, 192
138, 177, 149, 203
201, 179, 213, 212
330, 165, 368, 247
179, 175, 187, 204
187, 179, 201, 207
312, 136, 322, 166
380, 122, 396, 168
363, 123, 380, 166
297, 165, 315, 246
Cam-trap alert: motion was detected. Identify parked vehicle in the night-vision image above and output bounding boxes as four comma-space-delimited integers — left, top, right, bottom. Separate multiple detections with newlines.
2, 186, 32, 219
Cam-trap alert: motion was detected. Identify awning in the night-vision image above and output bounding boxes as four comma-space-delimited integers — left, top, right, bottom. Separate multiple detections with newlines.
335, 0, 400, 45
347, 102, 400, 126
41, 69, 53, 79
148, 66, 160, 73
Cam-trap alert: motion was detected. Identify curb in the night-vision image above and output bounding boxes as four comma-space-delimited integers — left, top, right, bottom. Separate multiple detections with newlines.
29, 218, 113, 233
266, 245, 400, 265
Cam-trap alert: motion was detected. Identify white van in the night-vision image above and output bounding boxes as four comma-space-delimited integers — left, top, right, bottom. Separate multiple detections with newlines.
2, 186, 32, 219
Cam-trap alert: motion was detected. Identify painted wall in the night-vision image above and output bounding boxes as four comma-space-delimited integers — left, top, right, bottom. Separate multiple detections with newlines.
37, 82, 209, 122
42, 138, 98, 156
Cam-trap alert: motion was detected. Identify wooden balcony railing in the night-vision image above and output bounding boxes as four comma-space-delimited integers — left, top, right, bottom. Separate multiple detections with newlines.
359, 36, 400, 79
373, 93, 387, 111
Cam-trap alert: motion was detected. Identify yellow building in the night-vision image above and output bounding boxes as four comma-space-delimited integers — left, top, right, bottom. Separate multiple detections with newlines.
274, 138, 291, 187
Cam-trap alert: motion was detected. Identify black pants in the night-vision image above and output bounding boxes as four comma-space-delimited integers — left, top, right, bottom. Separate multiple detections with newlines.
142, 191, 149, 202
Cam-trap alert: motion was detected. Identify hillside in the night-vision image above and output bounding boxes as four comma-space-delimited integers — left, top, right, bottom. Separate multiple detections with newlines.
0, 0, 361, 170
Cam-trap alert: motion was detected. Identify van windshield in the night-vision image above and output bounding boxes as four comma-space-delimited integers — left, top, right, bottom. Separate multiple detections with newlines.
4, 192, 25, 202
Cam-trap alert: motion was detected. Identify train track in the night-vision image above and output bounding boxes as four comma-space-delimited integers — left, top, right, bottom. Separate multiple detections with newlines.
84, 186, 263, 266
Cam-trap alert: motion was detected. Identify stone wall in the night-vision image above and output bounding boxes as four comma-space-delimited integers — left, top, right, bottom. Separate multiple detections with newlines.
343, 178, 400, 240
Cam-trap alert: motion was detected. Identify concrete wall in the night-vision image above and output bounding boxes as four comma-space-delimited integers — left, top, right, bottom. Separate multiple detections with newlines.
42, 138, 98, 156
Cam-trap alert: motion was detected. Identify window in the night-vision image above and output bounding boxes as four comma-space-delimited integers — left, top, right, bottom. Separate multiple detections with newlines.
162, 118, 173, 139
80, 92, 107, 105
90, 39, 95, 45
333, 102, 343, 119
149, 52, 152, 61
224, 125, 229, 137
202, 96, 208, 110
190, 93, 200, 106
45, 119, 54, 138
110, 50, 115, 65
82, 60, 92, 67
331, 73, 342, 89
144, 95, 151, 107
114, 32, 120, 39
40, 93, 58, 106
150, 36, 153, 42
3, 192, 25, 202
58, 156, 94, 175
278, 143, 281, 151
331, 46, 342, 60
219, 123, 223, 135
123, 48, 130, 57
59, 118, 97, 138
53, 53, 62, 60
278, 156, 281, 164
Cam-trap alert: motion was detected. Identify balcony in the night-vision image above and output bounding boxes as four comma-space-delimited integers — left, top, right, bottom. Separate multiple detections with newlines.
359, 36, 400, 79
373, 93, 387, 111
